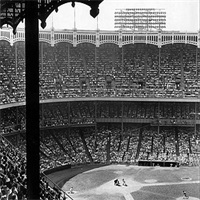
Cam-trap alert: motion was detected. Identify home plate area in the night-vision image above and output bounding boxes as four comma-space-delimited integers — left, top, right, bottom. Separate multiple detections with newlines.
61, 165, 200, 200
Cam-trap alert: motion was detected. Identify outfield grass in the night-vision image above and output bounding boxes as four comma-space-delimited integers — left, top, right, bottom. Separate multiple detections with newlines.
132, 183, 200, 200
133, 166, 200, 183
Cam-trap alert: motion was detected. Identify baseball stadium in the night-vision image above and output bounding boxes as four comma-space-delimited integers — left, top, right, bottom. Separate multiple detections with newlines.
0, 1, 200, 200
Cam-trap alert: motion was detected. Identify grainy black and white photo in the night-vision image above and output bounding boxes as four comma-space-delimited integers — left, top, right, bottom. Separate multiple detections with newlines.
0, 0, 199, 199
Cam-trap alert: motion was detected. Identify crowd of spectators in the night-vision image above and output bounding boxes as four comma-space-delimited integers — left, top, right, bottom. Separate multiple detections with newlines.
0, 101, 199, 140
0, 112, 199, 198
0, 39, 200, 198
0, 101, 198, 172
0, 135, 72, 199
0, 41, 200, 104
1, 101, 199, 135
3, 124, 199, 173
0, 136, 27, 199
138, 127, 200, 166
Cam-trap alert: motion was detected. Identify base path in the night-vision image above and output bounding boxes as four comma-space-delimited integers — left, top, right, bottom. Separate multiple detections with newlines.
123, 191, 135, 200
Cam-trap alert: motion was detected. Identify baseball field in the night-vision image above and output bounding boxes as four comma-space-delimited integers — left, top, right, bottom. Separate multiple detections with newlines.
48, 164, 200, 200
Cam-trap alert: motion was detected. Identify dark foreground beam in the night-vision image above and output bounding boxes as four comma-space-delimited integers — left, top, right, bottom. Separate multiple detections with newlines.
25, 1, 40, 199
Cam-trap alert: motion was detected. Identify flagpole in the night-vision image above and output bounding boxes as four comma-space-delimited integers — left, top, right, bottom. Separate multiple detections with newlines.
74, 6, 76, 29
97, 15, 99, 30
199, 0, 200, 31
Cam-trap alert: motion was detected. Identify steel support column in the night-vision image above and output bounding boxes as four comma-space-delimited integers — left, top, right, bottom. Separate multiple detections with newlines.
25, 1, 40, 199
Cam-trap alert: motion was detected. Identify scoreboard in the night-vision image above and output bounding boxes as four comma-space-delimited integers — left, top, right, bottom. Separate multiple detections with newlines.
114, 8, 166, 31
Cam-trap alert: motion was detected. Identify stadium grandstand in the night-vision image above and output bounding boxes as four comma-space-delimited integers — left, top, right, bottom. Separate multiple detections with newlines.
0, 27, 200, 199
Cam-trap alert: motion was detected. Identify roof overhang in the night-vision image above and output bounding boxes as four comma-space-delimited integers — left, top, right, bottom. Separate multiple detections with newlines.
0, 0, 104, 33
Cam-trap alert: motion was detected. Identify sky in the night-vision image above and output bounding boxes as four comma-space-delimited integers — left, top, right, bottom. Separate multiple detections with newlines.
18, 0, 199, 32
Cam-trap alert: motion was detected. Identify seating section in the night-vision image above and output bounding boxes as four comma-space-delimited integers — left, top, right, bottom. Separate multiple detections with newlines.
0, 39, 200, 199
1, 101, 199, 169
0, 135, 69, 200
4, 124, 199, 172
0, 41, 199, 103
1, 101, 199, 135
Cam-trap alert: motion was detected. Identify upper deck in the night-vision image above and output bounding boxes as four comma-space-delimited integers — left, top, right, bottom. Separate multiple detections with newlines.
0, 28, 199, 109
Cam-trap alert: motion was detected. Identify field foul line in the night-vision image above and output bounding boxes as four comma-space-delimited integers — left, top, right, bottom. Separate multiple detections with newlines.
144, 180, 200, 187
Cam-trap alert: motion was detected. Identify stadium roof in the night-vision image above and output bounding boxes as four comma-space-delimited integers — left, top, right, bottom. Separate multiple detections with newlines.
0, 0, 103, 33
